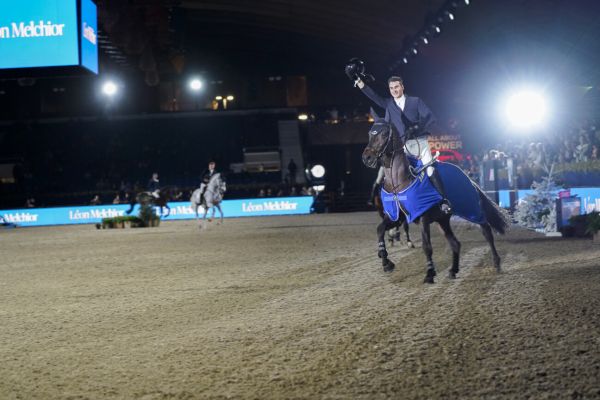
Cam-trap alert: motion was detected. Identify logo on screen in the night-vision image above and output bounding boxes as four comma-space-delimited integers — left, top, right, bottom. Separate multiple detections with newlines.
0, 21, 66, 39
82, 22, 96, 45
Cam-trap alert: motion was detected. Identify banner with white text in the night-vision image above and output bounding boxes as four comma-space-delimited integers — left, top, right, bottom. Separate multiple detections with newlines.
0, 196, 314, 227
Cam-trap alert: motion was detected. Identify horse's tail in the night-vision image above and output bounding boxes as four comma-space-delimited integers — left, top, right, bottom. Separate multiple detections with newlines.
476, 185, 510, 235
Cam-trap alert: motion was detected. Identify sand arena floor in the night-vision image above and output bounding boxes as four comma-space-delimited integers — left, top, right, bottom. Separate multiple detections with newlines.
1, 212, 600, 399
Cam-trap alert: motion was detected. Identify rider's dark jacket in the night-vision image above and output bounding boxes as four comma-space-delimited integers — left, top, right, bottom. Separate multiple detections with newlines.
147, 178, 160, 192
360, 84, 436, 139
201, 168, 217, 185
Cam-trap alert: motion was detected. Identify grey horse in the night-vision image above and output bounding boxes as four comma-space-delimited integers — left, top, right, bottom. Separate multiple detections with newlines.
190, 173, 226, 228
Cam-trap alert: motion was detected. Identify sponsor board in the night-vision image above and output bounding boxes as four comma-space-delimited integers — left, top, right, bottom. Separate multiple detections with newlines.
498, 187, 600, 213
0, 0, 79, 69
0, 196, 314, 227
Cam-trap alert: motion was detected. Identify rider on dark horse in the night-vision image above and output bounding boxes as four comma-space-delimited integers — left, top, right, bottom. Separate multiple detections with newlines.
147, 172, 161, 199
346, 60, 451, 214
199, 161, 218, 206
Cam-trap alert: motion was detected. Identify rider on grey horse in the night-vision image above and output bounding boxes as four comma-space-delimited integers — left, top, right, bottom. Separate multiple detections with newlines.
147, 172, 161, 199
199, 161, 218, 206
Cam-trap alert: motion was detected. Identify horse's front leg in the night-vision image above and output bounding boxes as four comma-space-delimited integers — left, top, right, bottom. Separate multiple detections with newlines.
421, 217, 436, 283
438, 216, 461, 279
125, 201, 135, 215
377, 216, 396, 273
216, 204, 224, 224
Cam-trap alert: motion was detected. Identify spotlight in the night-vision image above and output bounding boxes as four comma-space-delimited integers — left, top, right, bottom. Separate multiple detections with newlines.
226, 95, 234, 101
102, 81, 118, 96
445, 11, 455, 20
464, 0, 469, 4
402, 57, 408, 64
298, 113, 309, 121
310, 164, 325, 179
411, 48, 418, 55
215, 95, 223, 100
435, 25, 441, 33
189, 78, 203, 91
504, 90, 548, 129
421, 36, 429, 45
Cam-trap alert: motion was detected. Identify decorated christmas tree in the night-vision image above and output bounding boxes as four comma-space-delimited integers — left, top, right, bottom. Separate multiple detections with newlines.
514, 164, 561, 232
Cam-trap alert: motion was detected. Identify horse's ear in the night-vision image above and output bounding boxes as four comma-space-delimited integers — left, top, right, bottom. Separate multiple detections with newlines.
369, 107, 381, 121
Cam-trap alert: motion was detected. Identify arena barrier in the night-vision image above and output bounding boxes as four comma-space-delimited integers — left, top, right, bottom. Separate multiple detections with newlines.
0, 196, 314, 228
497, 187, 600, 213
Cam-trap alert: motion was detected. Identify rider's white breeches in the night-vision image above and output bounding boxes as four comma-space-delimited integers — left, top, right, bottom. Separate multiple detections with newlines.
404, 137, 434, 176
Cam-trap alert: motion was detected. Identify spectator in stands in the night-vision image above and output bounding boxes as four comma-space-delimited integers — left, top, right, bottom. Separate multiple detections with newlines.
266, 187, 273, 197
287, 158, 298, 185
25, 197, 36, 208
575, 134, 590, 162
257, 188, 266, 197
591, 144, 598, 160
112, 193, 121, 204
90, 194, 101, 205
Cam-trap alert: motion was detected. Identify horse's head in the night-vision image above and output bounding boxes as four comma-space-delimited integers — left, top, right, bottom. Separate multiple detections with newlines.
362, 108, 396, 168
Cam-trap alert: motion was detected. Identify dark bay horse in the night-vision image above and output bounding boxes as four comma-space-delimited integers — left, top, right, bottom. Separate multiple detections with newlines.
362, 115, 509, 283
125, 186, 177, 217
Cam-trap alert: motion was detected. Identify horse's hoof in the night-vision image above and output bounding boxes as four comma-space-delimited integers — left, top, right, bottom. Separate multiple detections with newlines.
424, 268, 436, 284
383, 261, 395, 273
378, 250, 388, 259
407, 241, 415, 249
448, 270, 457, 279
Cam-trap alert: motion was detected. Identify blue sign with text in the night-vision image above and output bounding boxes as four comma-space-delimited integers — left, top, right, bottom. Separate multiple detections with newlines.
0, 197, 314, 228
80, 0, 98, 73
0, 0, 79, 69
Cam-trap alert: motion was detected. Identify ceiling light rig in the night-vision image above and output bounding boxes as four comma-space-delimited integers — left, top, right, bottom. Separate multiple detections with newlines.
392, 0, 471, 71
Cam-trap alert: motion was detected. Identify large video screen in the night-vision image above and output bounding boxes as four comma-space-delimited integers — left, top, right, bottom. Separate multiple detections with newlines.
0, 0, 80, 70
80, 0, 98, 73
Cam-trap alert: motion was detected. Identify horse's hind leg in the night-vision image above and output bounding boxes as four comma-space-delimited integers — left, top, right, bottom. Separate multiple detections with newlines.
438, 216, 461, 279
403, 220, 415, 248
421, 218, 436, 283
480, 223, 501, 272
377, 216, 396, 273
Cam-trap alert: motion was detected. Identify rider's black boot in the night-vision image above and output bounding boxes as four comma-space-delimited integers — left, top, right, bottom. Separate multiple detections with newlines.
429, 170, 452, 215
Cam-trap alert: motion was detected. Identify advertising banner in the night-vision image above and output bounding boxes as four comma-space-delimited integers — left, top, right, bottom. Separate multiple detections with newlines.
0, 0, 79, 69
80, 0, 98, 73
0, 0, 98, 74
0, 196, 314, 228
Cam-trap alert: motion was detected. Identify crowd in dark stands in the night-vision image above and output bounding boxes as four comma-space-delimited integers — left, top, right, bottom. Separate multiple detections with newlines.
472, 119, 600, 188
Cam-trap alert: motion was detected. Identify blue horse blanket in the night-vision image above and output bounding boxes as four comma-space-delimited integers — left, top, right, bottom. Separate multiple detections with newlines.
380, 158, 486, 225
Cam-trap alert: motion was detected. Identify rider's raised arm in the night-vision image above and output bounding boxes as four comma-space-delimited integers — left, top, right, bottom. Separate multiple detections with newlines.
357, 79, 387, 109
